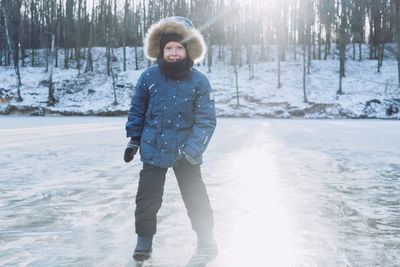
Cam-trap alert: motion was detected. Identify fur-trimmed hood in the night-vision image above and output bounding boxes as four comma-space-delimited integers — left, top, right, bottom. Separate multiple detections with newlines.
144, 17, 206, 64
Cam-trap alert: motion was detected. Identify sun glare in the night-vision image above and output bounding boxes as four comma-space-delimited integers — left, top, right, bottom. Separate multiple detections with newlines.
218, 123, 298, 266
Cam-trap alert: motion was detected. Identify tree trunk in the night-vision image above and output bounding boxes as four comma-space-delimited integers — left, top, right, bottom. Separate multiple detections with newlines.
64, 50, 69, 70
377, 43, 384, 73
48, 34, 56, 106
20, 37, 25, 67
7, 49, 10, 65
106, 0, 111, 75
234, 63, 239, 106
7, 49, 11, 66
277, 45, 281, 88
56, 0, 61, 68
112, 72, 118, 105
76, 0, 82, 75
31, 48, 35, 67
312, 31, 316, 60
338, 68, 343, 95
46, 42, 49, 72
123, 46, 127, 71
396, 0, 400, 87
303, 42, 308, 103
55, 47, 58, 68
277, 6, 282, 88
369, 7, 373, 60
30, 0, 35, 67
337, 0, 346, 95
85, 0, 95, 72
123, 0, 128, 71
398, 40, 400, 88
85, 48, 93, 72
64, 0, 73, 69
324, 26, 331, 60
307, 30, 311, 74
398, 58, 400, 88
291, 0, 297, 61
106, 46, 111, 76
85, 24, 93, 74
318, 21, 322, 60
2, 4, 23, 102
306, 0, 311, 74
135, 46, 139, 70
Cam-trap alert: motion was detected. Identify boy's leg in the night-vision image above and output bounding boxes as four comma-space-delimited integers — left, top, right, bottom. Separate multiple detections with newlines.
173, 159, 214, 237
135, 163, 168, 237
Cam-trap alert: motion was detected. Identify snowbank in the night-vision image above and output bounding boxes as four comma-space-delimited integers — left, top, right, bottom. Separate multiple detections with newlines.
1, 45, 399, 119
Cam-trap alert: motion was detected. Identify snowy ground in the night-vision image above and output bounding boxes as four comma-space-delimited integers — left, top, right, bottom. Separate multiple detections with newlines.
1, 117, 399, 266
1, 44, 400, 119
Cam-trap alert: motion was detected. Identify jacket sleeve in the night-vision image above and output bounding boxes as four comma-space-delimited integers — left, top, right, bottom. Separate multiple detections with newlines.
183, 75, 216, 159
125, 72, 150, 138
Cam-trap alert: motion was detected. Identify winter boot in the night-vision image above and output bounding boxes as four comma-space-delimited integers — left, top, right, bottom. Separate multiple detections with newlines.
133, 236, 153, 261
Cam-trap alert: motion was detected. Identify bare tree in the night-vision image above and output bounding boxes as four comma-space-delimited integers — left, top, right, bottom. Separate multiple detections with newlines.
389, 0, 400, 87
2, 0, 23, 101
64, 0, 74, 69
48, 34, 56, 106
123, 0, 129, 72
29, 0, 38, 67
337, 0, 348, 95
106, 0, 111, 75
85, 0, 95, 72
276, 1, 282, 88
319, 0, 335, 60
2, 0, 400, 98
396, 0, 400, 88
306, 0, 313, 74
76, 0, 82, 75
376, 1, 384, 72
299, 0, 309, 102
350, 0, 365, 61
134, 0, 142, 70
55, 0, 63, 67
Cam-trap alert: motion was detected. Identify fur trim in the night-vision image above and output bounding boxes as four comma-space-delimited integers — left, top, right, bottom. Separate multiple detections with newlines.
144, 18, 206, 64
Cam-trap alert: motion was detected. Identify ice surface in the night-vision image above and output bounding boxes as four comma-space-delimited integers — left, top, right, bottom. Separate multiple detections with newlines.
0, 117, 399, 266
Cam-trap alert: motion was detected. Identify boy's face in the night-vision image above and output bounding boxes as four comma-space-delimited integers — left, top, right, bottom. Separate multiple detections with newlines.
163, 41, 187, 62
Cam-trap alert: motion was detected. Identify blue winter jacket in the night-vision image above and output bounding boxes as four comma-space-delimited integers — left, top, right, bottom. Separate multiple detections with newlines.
126, 65, 216, 168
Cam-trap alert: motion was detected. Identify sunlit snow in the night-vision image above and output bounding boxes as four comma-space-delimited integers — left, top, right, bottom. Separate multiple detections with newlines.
1, 45, 399, 118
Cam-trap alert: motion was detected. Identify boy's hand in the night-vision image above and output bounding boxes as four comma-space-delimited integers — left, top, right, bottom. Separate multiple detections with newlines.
124, 139, 139, 162
177, 149, 196, 165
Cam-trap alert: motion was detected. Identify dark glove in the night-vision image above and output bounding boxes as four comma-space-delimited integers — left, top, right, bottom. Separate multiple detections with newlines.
177, 149, 197, 165
124, 139, 139, 163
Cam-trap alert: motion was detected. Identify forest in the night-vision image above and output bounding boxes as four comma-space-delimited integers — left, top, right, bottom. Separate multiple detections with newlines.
1, 0, 400, 105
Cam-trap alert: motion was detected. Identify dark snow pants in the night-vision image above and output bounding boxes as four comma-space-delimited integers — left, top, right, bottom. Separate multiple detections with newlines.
135, 159, 214, 237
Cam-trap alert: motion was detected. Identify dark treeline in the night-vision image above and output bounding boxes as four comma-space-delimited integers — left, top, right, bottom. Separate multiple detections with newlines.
1, 0, 400, 101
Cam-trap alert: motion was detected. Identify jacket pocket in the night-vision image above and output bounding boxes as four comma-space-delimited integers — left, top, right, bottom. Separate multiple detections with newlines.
140, 128, 156, 160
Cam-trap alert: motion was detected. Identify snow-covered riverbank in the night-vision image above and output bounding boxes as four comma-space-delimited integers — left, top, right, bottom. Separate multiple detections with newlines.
1, 45, 399, 119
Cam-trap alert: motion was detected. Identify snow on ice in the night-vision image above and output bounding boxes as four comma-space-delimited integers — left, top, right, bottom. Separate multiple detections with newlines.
0, 117, 399, 266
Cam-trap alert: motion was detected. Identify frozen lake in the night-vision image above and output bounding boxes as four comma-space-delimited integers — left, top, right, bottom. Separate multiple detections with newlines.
0, 117, 399, 267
